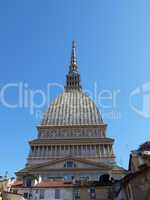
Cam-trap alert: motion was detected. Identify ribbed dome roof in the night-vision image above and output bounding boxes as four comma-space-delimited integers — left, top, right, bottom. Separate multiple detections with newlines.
41, 90, 103, 126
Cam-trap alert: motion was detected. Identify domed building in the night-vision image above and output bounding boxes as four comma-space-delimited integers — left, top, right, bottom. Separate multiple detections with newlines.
16, 41, 125, 184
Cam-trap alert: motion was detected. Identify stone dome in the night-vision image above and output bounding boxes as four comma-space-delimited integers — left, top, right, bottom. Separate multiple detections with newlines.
41, 90, 103, 126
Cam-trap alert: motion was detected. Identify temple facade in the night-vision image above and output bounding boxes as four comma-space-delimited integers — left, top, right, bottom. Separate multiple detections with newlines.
16, 41, 125, 183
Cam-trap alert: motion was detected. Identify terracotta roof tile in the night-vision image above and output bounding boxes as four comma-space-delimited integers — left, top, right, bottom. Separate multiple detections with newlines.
34, 181, 73, 188
11, 181, 23, 187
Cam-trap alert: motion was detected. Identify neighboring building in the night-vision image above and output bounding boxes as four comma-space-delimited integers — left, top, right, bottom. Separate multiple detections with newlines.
115, 141, 150, 200
0, 178, 9, 192
0, 177, 24, 200
12, 180, 74, 200
129, 141, 150, 173
0, 177, 14, 192
14, 41, 126, 199
2, 191, 25, 200
12, 179, 114, 200
115, 166, 150, 200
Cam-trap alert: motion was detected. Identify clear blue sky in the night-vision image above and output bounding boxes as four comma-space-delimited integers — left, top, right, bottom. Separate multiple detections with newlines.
0, 0, 150, 176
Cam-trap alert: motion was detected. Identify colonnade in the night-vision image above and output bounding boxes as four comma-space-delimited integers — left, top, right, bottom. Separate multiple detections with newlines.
30, 144, 113, 158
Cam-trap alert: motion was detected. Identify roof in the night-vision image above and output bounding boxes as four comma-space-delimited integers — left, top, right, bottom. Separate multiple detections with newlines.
16, 156, 114, 175
11, 181, 23, 187
35, 180, 73, 188
12, 180, 73, 188
139, 141, 150, 151
41, 90, 103, 126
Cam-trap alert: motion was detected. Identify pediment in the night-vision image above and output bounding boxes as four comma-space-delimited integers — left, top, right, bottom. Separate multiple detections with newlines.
29, 157, 112, 171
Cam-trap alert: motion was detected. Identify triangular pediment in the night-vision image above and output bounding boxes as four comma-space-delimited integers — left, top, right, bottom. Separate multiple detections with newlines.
28, 157, 112, 171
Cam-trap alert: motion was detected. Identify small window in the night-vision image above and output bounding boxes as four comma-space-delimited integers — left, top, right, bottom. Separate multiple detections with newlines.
90, 187, 96, 199
55, 189, 60, 199
26, 179, 32, 187
40, 190, 45, 199
24, 193, 28, 198
90, 187, 96, 193
36, 189, 38, 193
64, 160, 76, 168
74, 189, 80, 199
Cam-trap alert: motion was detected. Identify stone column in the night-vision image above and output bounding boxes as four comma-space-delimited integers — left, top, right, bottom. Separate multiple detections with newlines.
85, 145, 87, 156
49, 146, 51, 156
80, 145, 82, 156
41, 146, 45, 157
68, 145, 70, 155
100, 144, 103, 156
44, 146, 47, 157
62, 145, 64, 155
74, 145, 77, 156
30, 146, 34, 157
110, 145, 113, 155
35, 146, 38, 157
88, 145, 89, 156
72, 145, 74, 155
78, 145, 81, 156
55, 145, 57, 157
56, 145, 59, 157
94, 144, 97, 156
64, 145, 66, 156
70, 145, 72, 155
99, 145, 101, 157
103, 144, 106, 156
108, 144, 110, 156
82, 145, 84, 156
90, 145, 92, 156
62, 145, 65, 155
46, 146, 49, 157
59, 145, 62, 156
37, 146, 41, 157
105, 144, 108, 156
77, 145, 78, 156
105, 145, 108, 155
52, 145, 54, 156
59, 145, 61, 156
82, 145, 84, 157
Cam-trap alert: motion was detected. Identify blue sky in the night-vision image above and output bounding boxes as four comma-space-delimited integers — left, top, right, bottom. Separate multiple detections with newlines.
0, 0, 150, 176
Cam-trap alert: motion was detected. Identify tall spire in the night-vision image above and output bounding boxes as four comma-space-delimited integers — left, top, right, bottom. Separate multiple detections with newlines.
65, 41, 82, 91
70, 40, 77, 71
